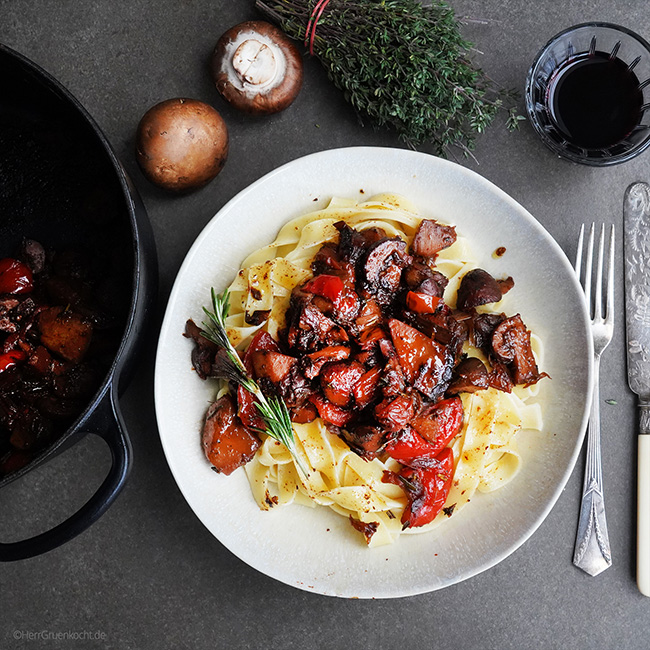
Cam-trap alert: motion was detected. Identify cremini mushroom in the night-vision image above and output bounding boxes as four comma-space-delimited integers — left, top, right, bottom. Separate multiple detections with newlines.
211, 21, 303, 115
135, 98, 228, 193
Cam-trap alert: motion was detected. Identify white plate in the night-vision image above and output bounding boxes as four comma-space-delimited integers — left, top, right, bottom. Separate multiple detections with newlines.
154, 147, 592, 599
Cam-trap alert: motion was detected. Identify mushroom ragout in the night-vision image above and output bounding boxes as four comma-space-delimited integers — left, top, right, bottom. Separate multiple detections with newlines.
0, 239, 128, 476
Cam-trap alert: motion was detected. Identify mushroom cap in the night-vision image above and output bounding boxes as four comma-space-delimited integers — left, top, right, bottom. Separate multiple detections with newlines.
211, 21, 303, 115
135, 98, 229, 192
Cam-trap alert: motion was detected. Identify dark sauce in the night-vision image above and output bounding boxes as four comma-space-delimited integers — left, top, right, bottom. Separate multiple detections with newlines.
547, 51, 643, 149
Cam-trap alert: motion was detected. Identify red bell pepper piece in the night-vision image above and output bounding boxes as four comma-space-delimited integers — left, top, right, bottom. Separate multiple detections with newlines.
0, 258, 33, 295
405, 291, 443, 314
290, 401, 318, 424
238, 330, 280, 429
320, 360, 365, 408
351, 366, 381, 409
250, 350, 297, 384
387, 318, 449, 398
0, 349, 27, 373
410, 396, 463, 455
384, 426, 442, 466
398, 447, 454, 528
302, 345, 350, 379
374, 394, 414, 432
302, 274, 344, 306
309, 393, 355, 427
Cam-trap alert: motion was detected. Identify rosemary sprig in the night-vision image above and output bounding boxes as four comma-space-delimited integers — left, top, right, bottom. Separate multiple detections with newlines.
201, 288, 309, 476
256, 0, 520, 156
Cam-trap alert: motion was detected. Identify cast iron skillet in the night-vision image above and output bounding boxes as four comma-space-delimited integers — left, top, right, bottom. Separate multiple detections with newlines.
0, 43, 157, 560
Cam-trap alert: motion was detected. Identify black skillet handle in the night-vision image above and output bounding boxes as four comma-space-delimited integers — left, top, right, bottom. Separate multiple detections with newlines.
0, 380, 131, 562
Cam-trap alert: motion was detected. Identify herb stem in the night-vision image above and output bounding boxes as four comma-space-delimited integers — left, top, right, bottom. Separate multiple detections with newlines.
201, 288, 309, 477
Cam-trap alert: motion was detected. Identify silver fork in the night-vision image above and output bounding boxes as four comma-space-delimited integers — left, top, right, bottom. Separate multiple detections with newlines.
573, 223, 615, 576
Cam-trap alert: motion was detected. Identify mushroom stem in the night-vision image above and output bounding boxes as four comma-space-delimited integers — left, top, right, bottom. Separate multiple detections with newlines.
232, 40, 279, 88
220, 30, 287, 95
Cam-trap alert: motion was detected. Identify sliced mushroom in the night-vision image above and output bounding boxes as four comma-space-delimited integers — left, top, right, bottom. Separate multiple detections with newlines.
212, 21, 303, 115
340, 424, 387, 459
402, 260, 448, 297
491, 314, 543, 384
471, 312, 505, 351
447, 356, 490, 394
21, 239, 46, 275
411, 219, 457, 257
184, 318, 219, 380
456, 268, 503, 311
360, 237, 410, 305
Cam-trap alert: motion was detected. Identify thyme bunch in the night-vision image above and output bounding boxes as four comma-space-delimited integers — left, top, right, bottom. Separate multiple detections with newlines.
201, 289, 309, 476
256, 0, 520, 156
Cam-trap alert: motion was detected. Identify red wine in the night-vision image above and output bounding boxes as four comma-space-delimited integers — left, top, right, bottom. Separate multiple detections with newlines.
547, 51, 643, 149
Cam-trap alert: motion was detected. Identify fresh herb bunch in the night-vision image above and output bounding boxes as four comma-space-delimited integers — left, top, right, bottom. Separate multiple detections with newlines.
201, 288, 309, 476
256, 0, 520, 156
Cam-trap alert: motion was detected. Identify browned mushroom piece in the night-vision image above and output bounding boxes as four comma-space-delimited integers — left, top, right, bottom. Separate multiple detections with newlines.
470, 311, 505, 350
340, 425, 387, 459
491, 314, 543, 385
38, 306, 93, 363
411, 219, 457, 257
135, 98, 229, 192
360, 237, 410, 305
184, 318, 219, 380
497, 276, 515, 296
456, 268, 504, 311
201, 393, 261, 476
447, 356, 490, 394
211, 21, 303, 115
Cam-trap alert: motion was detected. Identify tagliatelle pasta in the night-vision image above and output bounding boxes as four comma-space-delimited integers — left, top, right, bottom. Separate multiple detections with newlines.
215, 194, 545, 547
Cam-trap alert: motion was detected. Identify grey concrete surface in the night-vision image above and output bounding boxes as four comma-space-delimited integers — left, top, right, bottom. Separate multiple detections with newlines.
1, 1, 649, 648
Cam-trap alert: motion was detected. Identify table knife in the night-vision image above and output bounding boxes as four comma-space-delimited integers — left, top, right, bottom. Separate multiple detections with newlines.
624, 181, 650, 597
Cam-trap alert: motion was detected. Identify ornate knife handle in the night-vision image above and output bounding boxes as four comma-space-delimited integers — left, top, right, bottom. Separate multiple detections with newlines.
637, 401, 650, 596
573, 357, 612, 576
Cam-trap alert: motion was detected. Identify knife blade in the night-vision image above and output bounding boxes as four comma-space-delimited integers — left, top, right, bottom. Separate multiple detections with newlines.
624, 181, 650, 597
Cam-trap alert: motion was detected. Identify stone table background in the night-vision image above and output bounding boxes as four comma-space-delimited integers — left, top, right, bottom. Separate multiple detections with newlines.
1, 1, 648, 648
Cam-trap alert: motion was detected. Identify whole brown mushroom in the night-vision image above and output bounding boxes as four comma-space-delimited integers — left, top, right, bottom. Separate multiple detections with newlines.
135, 98, 228, 192
211, 21, 303, 115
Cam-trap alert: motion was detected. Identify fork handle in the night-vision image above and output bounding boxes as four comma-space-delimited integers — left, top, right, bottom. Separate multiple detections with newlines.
637, 403, 650, 596
573, 357, 612, 576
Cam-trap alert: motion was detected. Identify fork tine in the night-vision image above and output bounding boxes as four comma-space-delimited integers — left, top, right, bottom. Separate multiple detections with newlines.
575, 223, 585, 278
584, 224, 595, 318
606, 224, 615, 323
594, 224, 605, 319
